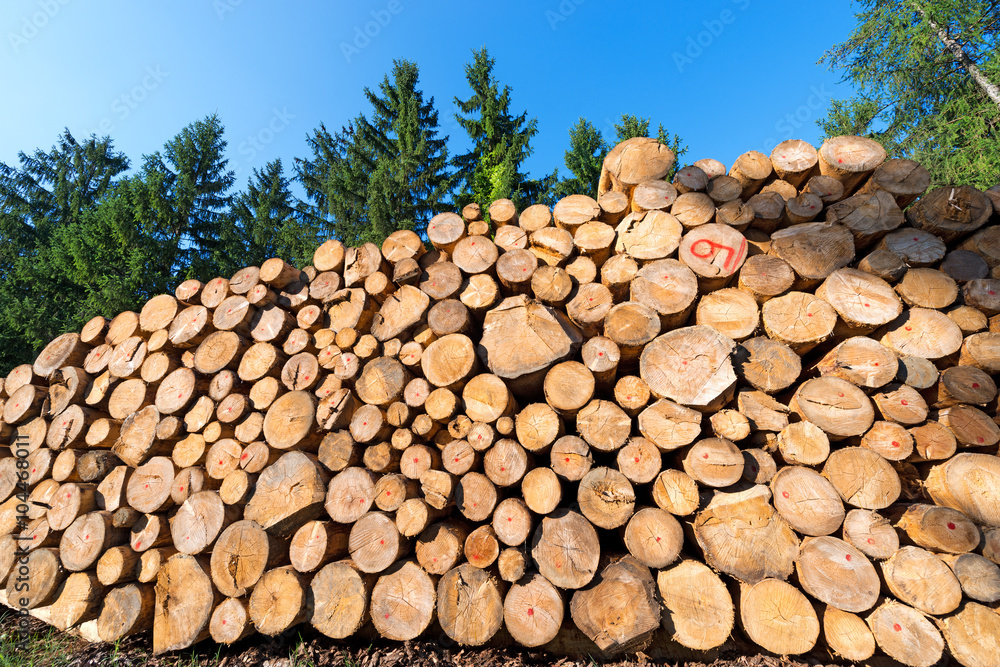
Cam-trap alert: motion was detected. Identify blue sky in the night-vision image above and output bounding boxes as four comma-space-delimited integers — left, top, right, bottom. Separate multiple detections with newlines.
0, 0, 858, 190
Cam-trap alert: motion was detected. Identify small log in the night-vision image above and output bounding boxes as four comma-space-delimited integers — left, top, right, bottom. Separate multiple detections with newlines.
695, 288, 758, 341
761, 291, 837, 353
370, 559, 436, 641
739, 578, 819, 655
925, 453, 1000, 527
97, 583, 155, 642
570, 556, 660, 655
940, 602, 1000, 667
639, 325, 736, 409
325, 466, 376, 524
658, 560, 734, 651
209, 597, 253, 644
693, 486, 798, 584
209, 519, 287, 597
455, 472, 496, 521
882, 545, 962, 615
896, 503, 979, 554
678, 223, 748, 291
614, 211, 683, 262
682, 438, 743, 488
244, 451, 327, 535
153, 553, 219, 654
247, 565, 310, 636
790, 377, 874, 439
96, 545, 141, 586
309, 560, 374, 639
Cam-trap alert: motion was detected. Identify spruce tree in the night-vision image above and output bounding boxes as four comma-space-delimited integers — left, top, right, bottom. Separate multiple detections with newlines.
551, 118, 608, 199
230, 159, 319, 269
0, 131, 129, 371
453, 48, 556, 211
138, 114, 236, 278
819, 0, 1000, 187
298, 60, 451, 246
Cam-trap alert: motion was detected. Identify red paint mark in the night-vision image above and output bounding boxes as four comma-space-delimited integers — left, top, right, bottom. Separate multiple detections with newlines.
891, 441, 899, 448
179, 486, 184, 491
690, 239, 743, 272
839, 393, 844, 397
145, 485, 149, 489
565, 458, 570, 462
893, 623, 902, 632
527, 608, 534, 616
67, 493, 71, 497
702, 453, 709, 460
222, 620, 226, 625
864, 303, 870, 308
782, 491, 790, 498
979, 437, 985, 443
905, 326, 912, 331
868, 538, 874, 544
455, 458, 460, 463
500, 467, 505, 472
901, 400, 908, 406
655, 536, 661, 542
947, 522, 956, 530
385, 613, 390, 619
85, 535, 89, 540
241, 453, 247, 460
413, 458, 419, 463
31, 469, 35, 473
874, 362, 879, 366
845, 554, 851, 561
380, 539, 384, 545
473, 503, 478, 507
838, 158, 844, 163
991, 291, 997, 296
598, 352, 603, 356
634, 457, 640, 463
508, 517, 512, 522
973, 383, 981, 388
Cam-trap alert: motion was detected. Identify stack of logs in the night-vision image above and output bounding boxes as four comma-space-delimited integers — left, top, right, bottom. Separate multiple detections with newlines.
3, 134, 1000, 667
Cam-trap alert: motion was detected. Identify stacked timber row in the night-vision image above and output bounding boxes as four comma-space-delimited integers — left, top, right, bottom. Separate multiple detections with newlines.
3, 135, 1000, 667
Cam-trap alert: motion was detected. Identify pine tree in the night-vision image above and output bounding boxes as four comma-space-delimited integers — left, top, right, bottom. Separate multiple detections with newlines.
551, 118, 608, 199
230, 159, 319, 269
818, 0, 1000, 188
453, 48, 556, 211
298, 60, 451, 246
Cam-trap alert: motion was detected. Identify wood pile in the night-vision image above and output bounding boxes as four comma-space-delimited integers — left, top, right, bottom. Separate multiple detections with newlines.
3, 134, 1000, 666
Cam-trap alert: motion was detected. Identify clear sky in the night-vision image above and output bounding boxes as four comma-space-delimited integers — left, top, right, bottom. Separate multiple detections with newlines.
0, 0, 859, 190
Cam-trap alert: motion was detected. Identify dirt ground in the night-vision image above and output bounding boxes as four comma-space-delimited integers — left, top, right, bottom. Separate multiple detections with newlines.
2, 612, 849, 667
